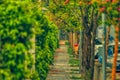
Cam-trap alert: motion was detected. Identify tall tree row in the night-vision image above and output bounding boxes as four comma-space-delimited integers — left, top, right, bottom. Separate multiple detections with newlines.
42, 0, 119, 80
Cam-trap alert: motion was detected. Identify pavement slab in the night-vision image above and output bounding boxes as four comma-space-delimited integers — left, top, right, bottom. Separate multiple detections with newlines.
46, 41, 81, 80
46, 43, 70, 80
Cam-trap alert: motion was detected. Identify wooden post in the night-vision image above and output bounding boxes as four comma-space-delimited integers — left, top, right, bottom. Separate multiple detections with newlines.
72, 31, 73, 48
69, 32, 72, 47
73, 32, 75, 48
112, 25, 119, 80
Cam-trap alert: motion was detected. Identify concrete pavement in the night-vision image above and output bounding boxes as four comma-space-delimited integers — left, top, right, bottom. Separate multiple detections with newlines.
46, 41, 81, 80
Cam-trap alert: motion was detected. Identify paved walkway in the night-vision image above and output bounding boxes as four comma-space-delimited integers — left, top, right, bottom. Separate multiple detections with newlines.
46, 41, 70, 80
46, 41, 81, 80
46, 40, 120, 80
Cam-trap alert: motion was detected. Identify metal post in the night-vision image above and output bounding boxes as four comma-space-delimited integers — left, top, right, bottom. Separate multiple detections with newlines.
102, 13, 106, 80
79, 29, 82, 73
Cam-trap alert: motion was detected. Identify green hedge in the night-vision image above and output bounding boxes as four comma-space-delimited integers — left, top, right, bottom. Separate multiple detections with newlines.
0, 1, 58, 80
35, 14, 58, 80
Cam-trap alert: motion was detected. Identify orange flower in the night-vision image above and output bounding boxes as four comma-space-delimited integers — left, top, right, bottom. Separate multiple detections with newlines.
88, 1, 92, 5
112, 0, 118, 3
64, 0, 70, 4
99, 7, 106, 12
101, 1, 106, 5
106, 0, 110, 2
114, 18, 120, 21
79, 1, 83, 5
112, 0, 116, 2
115, 26, 119, 32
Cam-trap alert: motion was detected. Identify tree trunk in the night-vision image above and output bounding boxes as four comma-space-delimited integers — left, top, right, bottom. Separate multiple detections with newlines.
112, 25, 119, 80
82, 29, 95, 80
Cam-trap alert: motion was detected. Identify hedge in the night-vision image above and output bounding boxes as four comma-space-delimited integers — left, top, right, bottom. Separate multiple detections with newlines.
0, 1, 58, 80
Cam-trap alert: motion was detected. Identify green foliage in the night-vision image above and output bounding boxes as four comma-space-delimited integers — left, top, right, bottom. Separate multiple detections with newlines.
0, 1, 35, 79
106, 2, 119, 24
46, 0, 82, 31
68, 46, 73, 55
35, 14, 58, 80
0, 1, 58, 80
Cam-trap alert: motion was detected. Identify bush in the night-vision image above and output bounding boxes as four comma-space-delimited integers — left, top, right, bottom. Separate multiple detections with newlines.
0, 1, 58, 80
0, 1, 35, 79
35, 14, 58, 79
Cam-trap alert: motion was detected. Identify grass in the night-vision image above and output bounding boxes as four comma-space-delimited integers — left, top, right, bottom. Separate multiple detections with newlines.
70, 68, 79, 71
70, 64, 79, 67
69, 71, 79, 74
69, 59, 79, 65
67, 43, 83, 80
67, 46, 73, 55
67, 43, 79, 67
65, 41, 70, 45
70, 76, 83, 79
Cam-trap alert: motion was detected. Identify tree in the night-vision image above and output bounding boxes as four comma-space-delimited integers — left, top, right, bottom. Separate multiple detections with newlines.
43, 0, 100, 80
78, 1, 101, 79
42, 0, 100, 79
42, 0, 119, 80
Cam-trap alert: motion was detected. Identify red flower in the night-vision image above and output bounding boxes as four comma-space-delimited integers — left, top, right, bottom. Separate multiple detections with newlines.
101, 1, 106, 5
99, 7, 106, 12
88, 1, 92, 5
117, 7, 120, 12
79, 1, 83, 5
74, 44, 78, 47
112, 0, 116, 2
106, 0, 110, 2
64, 0, 70, 4
114, 18, 120, 21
